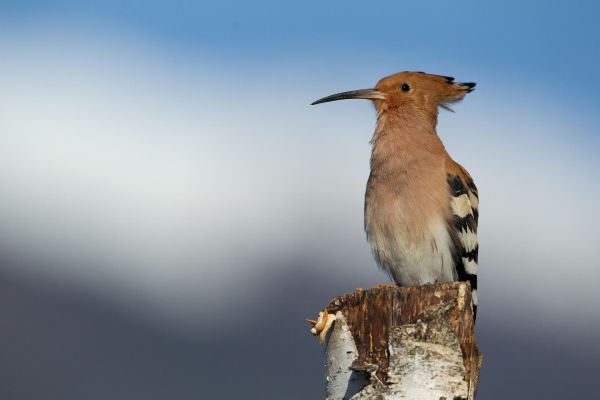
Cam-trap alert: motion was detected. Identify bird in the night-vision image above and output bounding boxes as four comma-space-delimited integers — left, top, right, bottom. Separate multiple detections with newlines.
312, 71, 479, 317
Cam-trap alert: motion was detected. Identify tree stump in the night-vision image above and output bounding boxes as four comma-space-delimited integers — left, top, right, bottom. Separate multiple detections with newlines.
312, 282, 482, 399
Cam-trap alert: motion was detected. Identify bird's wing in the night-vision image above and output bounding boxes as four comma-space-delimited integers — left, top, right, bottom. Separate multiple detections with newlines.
446, 160, 479, 314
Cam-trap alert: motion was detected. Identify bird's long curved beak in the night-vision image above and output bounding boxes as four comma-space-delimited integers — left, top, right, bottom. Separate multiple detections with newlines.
311, 89, 386, 105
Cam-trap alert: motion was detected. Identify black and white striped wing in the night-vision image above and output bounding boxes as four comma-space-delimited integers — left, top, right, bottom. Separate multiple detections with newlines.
447, 172, 479, 315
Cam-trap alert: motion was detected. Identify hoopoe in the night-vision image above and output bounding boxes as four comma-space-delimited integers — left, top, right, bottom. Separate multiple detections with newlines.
312, 71, 479, 316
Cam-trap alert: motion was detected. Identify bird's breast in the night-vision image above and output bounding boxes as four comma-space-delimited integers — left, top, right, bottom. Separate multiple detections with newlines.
364, 157, 454, 286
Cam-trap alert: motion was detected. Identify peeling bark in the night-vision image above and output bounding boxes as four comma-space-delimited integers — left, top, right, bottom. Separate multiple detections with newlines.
320, 282, 482, 399
324, 312, 370, 399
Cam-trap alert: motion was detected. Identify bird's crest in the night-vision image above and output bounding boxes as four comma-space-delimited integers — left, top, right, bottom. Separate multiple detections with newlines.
375, 71, 476, 113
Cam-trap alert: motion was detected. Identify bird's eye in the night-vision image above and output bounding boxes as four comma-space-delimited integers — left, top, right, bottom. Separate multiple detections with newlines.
401, 83, 410, 92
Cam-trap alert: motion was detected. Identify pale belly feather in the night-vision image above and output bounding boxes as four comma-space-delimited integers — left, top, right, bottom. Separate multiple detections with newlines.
365, 211, 456, 286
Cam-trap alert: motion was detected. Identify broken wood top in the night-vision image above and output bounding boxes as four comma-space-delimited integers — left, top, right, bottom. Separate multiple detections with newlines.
325, 282, 480, 386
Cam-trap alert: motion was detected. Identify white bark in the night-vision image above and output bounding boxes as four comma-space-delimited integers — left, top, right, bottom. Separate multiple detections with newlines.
323, 294, 478, 400
324, 312, 369, 400
381, 307, 469, 399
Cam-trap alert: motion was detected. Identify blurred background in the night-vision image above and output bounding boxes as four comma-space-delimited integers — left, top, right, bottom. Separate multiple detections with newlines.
1, 1, 599, 398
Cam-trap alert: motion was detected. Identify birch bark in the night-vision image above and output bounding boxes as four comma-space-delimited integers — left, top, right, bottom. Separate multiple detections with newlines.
317, 282, 481, 400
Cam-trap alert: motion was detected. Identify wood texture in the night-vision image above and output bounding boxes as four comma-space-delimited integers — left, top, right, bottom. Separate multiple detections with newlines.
324, 281, 481, 398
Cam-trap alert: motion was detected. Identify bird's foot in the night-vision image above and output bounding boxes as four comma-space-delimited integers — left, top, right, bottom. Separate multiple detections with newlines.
306, 309, 336, 344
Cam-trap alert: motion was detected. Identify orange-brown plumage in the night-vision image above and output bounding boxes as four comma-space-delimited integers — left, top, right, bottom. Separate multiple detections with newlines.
312, 71, 479, 315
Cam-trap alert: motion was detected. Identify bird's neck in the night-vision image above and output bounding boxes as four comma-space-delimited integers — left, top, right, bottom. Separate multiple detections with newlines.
370, 109, 446, 178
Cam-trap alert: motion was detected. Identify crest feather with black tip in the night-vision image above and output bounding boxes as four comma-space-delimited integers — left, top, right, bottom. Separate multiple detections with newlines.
439, 81, 476, 112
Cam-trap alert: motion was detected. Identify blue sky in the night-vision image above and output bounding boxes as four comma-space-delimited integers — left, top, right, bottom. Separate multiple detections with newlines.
3, 1, 599, 139
3, 1, 599, 82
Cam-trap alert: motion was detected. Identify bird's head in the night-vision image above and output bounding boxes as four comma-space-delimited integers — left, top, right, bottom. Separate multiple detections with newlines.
312, 71, 475, 120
